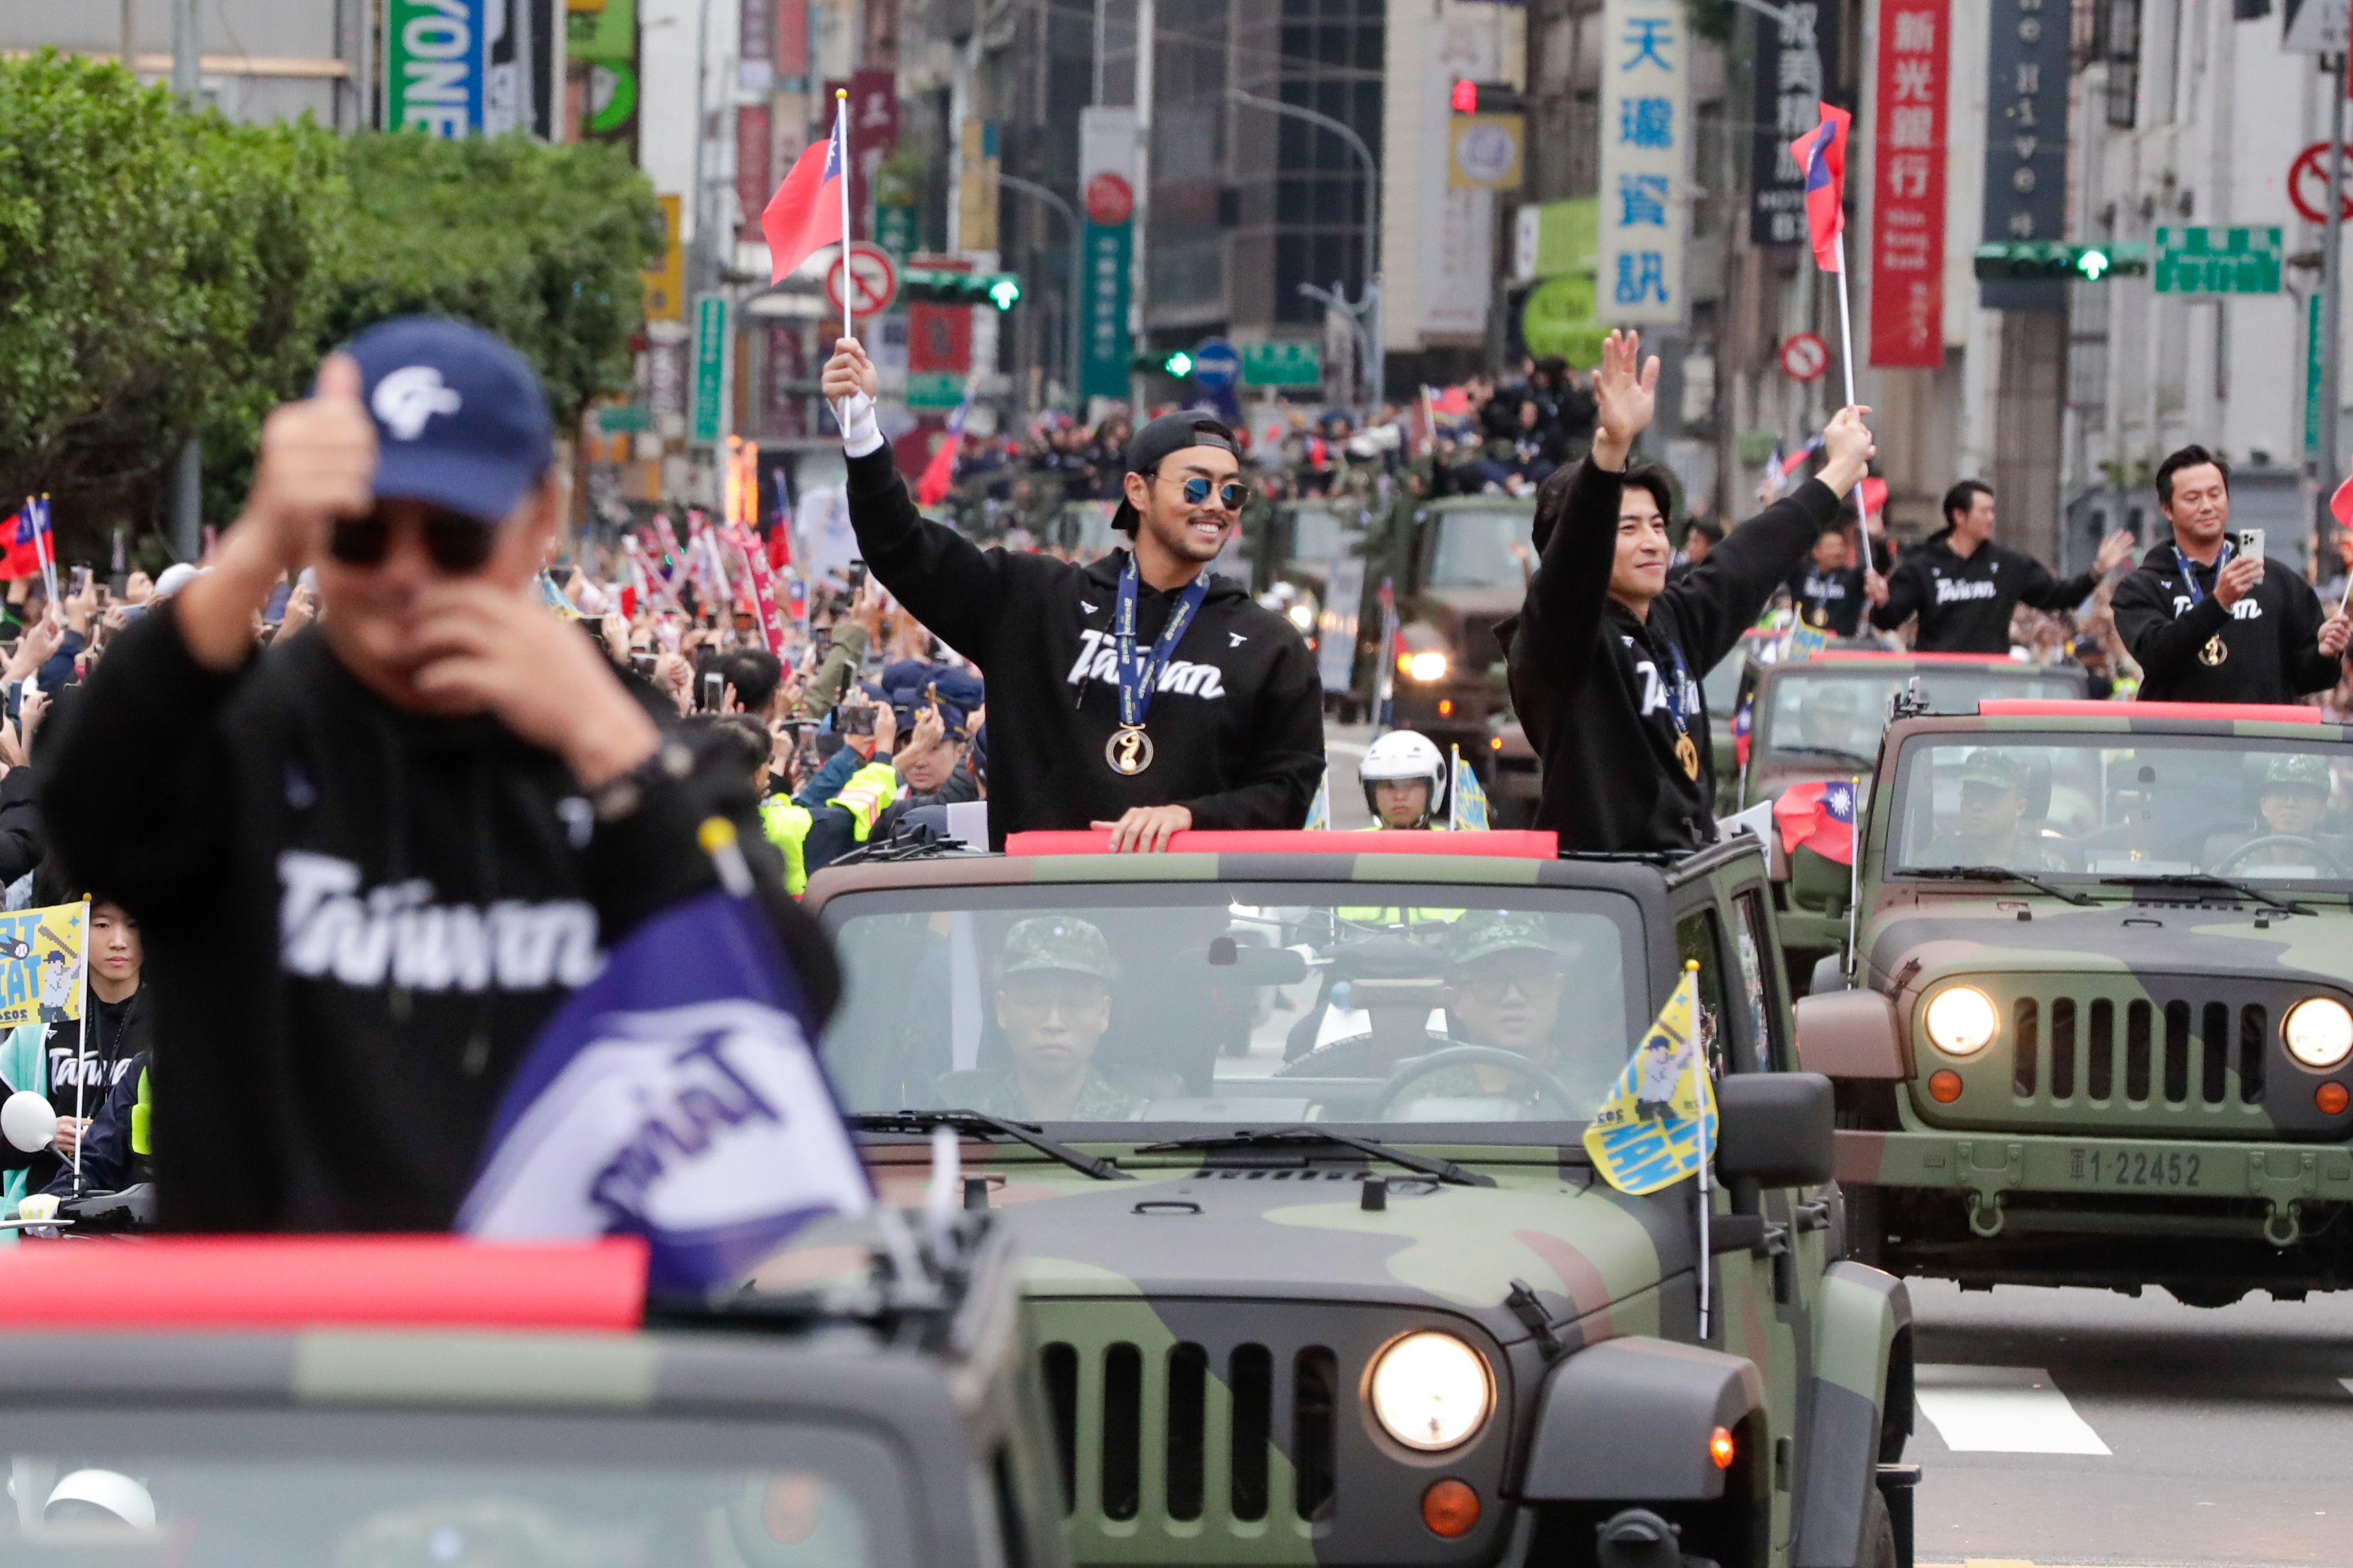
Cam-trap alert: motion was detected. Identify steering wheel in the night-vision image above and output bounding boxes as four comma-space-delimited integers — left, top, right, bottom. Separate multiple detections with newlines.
1369, 1046, 1581, 1121
2211, 835, 2349, 877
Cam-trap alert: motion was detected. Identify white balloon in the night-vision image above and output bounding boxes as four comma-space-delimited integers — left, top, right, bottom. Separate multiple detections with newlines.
1, 1090, 55, 1155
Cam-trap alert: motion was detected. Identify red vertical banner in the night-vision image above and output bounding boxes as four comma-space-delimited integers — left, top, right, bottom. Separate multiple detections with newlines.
774, 0, 808, 79
1869, 0, 1949, 367
823, 68, 898, 241
735, 103, 772, 244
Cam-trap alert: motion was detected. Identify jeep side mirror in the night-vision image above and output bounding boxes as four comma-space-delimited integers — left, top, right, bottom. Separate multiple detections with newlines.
1793, 989, 1906, 1079
1, 1090, 55, 1155
1715, 1073, 1834, 1188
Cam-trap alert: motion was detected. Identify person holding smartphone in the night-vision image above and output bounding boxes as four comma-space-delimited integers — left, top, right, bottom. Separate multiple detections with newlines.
2112, 444, 2352, 702
39, 316, 837, 1232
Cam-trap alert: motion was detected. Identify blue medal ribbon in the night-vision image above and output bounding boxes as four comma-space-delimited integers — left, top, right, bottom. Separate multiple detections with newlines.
2175, 541, 2232, 609
1113, 553, 1212, 730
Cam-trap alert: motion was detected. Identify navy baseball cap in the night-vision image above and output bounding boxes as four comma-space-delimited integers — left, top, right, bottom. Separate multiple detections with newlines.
340, 316, 555, 523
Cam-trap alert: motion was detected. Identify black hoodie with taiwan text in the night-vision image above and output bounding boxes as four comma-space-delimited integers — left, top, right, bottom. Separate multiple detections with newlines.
843, 442, 1323, 843
1868, 533, 2098, 652
1507, 460, 1837, 853
38, 609, 839, 1233
2109, 541, 2343, 702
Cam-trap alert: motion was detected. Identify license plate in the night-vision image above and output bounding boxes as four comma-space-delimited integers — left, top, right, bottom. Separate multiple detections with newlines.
2063, 1145, 2211, 1190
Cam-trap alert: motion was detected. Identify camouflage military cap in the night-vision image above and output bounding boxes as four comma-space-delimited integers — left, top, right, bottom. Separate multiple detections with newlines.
2261, 753, 2332, 792
1447, 913, 1557, 969
996, 916, 1116, 982
1956, 748, 2029, 791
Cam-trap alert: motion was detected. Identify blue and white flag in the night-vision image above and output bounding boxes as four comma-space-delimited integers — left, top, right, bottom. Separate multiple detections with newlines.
459, 838, 871, 1294
1303, 768, 1331, 830
1448, 745, 1489, 831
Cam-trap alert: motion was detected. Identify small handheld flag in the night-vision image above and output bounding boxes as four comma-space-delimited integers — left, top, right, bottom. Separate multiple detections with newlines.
761, 101, 848, 285
1582, 962, 1720, 1335
459, 820, 872, 1293
918, 384, 980, 511
1773, 777, 1860, 866
1786, 620, 1831, 660
1786, 103, 1852, 274
1448, 745, 1490, 831
1304, 769, 1331, 831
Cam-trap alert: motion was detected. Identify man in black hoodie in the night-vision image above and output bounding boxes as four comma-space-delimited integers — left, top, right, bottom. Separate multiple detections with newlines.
2110, 444, 2351, 702
41, 317, 835, 1232
819, 339, 1322, 852
1866, 480, 2136, 652
1506, 330, 1876, 853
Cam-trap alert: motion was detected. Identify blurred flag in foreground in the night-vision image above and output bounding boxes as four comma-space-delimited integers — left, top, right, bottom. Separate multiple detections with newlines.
0, 499, 51, 585
1583, 963, 1715, 1195
1786, 102, 1852, 272
1448, 745, 1489, 831
460, 822, 871, 1294
1303, 770, 1331, 831
1786, 620, 1832, 660
1773, 778, 1860, 865
761, 107, 847, 283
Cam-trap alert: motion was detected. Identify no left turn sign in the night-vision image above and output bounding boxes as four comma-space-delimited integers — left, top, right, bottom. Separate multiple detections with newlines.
825, 243, 899, 317
1777, 331, 1830, 383
2289, 142, 2353, 225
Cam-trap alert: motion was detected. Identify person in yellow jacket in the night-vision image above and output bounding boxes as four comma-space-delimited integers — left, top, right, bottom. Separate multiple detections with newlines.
761, 759, 900, 894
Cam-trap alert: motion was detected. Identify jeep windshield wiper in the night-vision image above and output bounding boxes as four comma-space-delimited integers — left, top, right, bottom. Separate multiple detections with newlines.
1767, 744, 1876, 772
1134, 1127, 1495, 1187
1899, 865, 2096, 906
2098, 872, 2314, 917
850, 1110, 1134, 1181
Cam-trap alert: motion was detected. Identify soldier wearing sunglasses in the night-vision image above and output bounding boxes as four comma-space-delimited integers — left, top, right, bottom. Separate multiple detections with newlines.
41, 316, 836, 1232
820, 338, 1322, 853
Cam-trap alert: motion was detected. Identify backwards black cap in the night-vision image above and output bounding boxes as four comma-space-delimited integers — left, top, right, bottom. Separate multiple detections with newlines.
1110, 412, 1241, 534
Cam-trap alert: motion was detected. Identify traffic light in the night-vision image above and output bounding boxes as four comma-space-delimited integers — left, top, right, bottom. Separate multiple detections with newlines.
1125, 349, 1200, 378
1162, 350, 1196, 378
1450, 79, 1527, 114
901, 268, 1025, 310
1972, 241, 2149, 281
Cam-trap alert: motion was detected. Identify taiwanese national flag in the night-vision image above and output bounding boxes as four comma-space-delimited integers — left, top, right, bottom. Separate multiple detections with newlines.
1774, 778, 1860, 865
761, 105, 847, 284
0, 499, 51, 583
1787, 103, 1852, 272
1732, 697, 1754, 770
2332, 458, 2353, 526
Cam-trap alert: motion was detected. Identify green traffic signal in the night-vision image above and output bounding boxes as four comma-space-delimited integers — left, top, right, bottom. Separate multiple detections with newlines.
1972, 241, 2150, 282
900, 268, 1024, 308
2075, 248, 2110, 281
1162, 350, 1195, 378
986, 275, 1022, 311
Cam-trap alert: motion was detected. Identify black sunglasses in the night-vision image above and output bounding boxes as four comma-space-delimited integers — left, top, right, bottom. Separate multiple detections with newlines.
1153, 472, 1249, 511
328, 509, 498, 573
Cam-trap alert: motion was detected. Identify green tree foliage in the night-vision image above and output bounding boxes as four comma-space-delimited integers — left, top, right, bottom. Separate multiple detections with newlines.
0, 50, 662, 553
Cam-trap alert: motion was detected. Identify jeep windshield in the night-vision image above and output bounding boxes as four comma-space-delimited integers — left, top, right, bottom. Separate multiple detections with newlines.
1426, 508, 1534, 589
820, 883, 1643, 1138
1888, 732, 2353, 887
0, 1410, 911, 1566
1761, 665, 2081, 767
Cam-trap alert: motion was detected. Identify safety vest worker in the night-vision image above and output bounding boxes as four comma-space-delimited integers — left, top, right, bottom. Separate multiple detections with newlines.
760, 760, 901, 896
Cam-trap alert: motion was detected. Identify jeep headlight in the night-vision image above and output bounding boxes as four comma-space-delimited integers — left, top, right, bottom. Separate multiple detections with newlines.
1368, 1331, 1492, 1451
1398, 650, 1450, 683
1922, 986, 1998, 1057
2283, 997, 2353, 1069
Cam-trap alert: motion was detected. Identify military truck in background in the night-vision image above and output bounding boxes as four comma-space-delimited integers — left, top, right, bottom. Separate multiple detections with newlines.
811, 828, 1916, 1568
1799, 699, 2353, 1306
1382, 496, 1537, 778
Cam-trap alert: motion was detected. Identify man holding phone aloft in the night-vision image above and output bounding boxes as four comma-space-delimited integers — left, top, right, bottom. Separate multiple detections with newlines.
2111, 444, 2352, 703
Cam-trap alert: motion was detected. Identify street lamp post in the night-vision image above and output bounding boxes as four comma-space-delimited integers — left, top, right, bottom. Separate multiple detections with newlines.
1227, 86, 1382, 420
999, 174, 1086, 412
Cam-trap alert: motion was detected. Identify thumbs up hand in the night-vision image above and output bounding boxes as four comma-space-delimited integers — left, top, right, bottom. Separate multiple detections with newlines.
244, 352, 379, 576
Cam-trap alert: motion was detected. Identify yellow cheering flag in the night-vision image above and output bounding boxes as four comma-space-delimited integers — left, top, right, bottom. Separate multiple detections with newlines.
0, 902, 86, 1032
1582, 961, 1717, 1195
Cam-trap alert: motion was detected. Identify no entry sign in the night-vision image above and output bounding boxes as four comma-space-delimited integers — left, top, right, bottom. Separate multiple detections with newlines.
2289, 142, 2353, 225
825, 243, 899, 317
1778, 331, 1830, 382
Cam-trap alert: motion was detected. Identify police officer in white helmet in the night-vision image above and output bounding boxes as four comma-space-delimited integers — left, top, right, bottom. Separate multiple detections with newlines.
1358, 730, 1449, 831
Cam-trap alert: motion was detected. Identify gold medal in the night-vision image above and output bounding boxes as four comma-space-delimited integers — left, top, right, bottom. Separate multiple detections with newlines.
1675, 732, 1702, 779
1106, 725, 1155, 776
2200, 633, 2229, 667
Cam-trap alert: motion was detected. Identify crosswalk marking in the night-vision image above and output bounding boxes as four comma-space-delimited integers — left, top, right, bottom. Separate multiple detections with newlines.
1914, 1363, 2111, 1455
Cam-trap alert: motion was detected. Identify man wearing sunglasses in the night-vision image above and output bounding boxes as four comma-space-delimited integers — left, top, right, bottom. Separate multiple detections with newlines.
41, 316, 836, 1232
820, 339, 1321, 852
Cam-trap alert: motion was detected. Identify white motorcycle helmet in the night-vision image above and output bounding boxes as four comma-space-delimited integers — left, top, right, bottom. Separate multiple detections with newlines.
1358, 730, 1448, 828
46, 1470, 157, 1530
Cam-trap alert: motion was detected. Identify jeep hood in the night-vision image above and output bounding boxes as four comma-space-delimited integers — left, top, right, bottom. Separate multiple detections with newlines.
1865, 897, 2353, 989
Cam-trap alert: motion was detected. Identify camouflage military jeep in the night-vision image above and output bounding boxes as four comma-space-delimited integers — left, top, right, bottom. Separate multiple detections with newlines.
0, 1223, 1069, 1568
1803, 699, 2353, 1305
808, 830, 1915, 1568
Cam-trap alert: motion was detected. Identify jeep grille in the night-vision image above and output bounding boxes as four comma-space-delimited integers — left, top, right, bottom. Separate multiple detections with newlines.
1030, 1302, 1509, 1564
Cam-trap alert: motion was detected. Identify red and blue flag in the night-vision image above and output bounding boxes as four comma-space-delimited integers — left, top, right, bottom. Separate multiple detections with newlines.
761, 105, 847, 283
1732, 697, 1754, 770
1786, 102, 1852, 272
1774, 777, 1859, 865
0, 499, 52, 584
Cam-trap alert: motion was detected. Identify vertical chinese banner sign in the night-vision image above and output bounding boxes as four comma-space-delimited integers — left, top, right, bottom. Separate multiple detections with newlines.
1598, 0, 1689, 325
1750, 1, 1840, 247
1870, 0, 1949, 365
